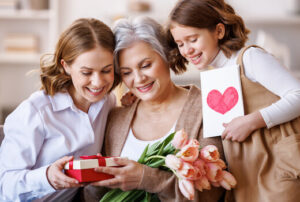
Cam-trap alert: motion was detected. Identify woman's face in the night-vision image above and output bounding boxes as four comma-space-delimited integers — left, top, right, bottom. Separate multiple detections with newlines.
62, 46, 114, 111
170, 23, 222, 70
119, 41, 171, 102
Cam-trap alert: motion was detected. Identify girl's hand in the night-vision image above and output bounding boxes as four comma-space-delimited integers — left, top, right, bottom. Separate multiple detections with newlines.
221, 111, 266, 142
121, 91, 137, 107
46, 156, 82, 190
91, 157, 144, 191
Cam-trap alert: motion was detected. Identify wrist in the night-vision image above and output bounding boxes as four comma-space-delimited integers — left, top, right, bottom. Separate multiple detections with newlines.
248, 111, 266, 131
46, 166, 56, 190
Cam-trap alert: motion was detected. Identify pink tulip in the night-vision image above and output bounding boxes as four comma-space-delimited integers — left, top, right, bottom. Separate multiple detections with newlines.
195, 176, 211, 192
200, 145, 220, 162
177, 162, 198, 180
172, 129, 188, 149
211, 181, 221, 187
165, 154, 182, 170
179, 179, 195, 200
177, 144, 199, 162
193, 158, 206, 179
219, 170, 237, 190
205, 162, 223, 182
187, 139, 200, 148
215, 159, 226, 169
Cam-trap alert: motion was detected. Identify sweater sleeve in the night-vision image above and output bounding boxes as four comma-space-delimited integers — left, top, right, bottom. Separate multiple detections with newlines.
0, 100, 54, 201
243, 47, 300, 128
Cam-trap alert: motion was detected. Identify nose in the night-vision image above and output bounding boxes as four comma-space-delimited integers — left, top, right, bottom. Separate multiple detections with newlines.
91, 73, 102, 87
134, 70, 146, 84
183, 44, 194, 56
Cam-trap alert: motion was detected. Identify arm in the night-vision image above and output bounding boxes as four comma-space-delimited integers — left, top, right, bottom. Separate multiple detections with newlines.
0, 101, 55, 201
222, 47, 300, 142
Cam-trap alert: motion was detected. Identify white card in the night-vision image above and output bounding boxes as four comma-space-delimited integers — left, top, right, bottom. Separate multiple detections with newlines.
200, 65, 244, 138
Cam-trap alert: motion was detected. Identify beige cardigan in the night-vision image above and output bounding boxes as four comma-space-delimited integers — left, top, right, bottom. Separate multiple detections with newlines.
83, 85, 225, 202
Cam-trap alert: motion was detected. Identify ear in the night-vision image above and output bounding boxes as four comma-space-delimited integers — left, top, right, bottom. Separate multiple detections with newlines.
215, 23, 225, 40
61, 59, 70, 75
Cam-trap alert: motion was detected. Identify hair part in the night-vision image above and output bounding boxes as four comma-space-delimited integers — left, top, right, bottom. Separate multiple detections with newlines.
167, 0, 250, 69
40, 18, 120, 96
113, 16, 187, 75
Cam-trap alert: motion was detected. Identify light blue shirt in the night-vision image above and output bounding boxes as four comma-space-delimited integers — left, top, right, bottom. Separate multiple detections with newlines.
0, 90, 115, 202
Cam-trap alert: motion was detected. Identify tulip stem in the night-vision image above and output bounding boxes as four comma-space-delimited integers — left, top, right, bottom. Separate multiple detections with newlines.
145, 155, 165, 161
162, 165, 181, 179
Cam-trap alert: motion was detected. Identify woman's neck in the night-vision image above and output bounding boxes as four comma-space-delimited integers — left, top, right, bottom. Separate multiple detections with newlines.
69, 86, 90, 113
139, 82, 187, 114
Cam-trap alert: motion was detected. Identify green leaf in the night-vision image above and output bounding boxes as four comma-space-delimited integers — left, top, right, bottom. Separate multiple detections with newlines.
122, 190, 145, 202
138, 144, 149, 164
100, 189, 123, 202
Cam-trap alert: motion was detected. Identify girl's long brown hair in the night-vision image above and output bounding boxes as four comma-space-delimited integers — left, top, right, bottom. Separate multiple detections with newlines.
167, 0, 250, 70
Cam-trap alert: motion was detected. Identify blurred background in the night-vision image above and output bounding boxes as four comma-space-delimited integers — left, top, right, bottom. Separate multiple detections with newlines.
0, 0, 300, 124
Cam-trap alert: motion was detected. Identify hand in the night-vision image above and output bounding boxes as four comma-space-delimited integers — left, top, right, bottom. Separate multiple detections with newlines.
221, 112, 266, 142
91, 157, 144, 191
46, 156, 83, 190
121, 91, 137, 107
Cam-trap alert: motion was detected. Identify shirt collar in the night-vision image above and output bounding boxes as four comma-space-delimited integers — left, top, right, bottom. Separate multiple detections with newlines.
50, 92, 74, 112
88, 96, 107, 123
50, 91, 108, 122
210, 50, 229, 69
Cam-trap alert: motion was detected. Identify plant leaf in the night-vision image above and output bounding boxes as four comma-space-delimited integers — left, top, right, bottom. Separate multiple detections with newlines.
138, 144, 149, 164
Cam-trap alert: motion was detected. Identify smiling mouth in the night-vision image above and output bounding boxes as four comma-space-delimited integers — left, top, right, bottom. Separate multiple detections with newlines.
136, 81, 154, 93
189, 53, 202, 65
87, 87, 104, 96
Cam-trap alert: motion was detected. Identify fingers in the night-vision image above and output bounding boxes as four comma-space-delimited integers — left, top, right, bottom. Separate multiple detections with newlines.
94, 166, 120, 175
57, 156, 74, 169
47, 156, 83, 190
90, 178, 120, 188
113, 157, 130, 166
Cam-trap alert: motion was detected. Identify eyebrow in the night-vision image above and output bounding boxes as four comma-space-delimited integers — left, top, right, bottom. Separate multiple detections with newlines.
175, 34, 198, 42
120, 58, 150, 69
80, 64, 113, 70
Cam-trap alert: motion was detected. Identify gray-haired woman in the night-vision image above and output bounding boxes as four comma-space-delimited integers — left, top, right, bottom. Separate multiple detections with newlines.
83, 17, 225, 202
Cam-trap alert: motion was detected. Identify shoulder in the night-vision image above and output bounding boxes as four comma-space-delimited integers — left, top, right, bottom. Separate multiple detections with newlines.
242, 46, 274, 65
26, 90, 51, 110
108, 104, 134, 122
8, 91, 50, 118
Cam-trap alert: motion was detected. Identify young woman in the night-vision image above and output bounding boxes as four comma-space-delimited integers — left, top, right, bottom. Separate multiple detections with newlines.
0, 18, 120, 201
167, 0, 300, 201
83, 17, 225, 202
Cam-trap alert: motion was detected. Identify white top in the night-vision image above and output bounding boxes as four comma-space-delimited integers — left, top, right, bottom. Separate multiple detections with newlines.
210, 47, 300, 128
120, 124, 176, 162
0, 90, 115, 202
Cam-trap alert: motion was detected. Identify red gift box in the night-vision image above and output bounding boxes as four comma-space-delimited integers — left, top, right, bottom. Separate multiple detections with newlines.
64, 155, 119, 183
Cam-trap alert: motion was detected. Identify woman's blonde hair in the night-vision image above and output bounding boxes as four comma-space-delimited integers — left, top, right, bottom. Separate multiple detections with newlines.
40, 18, 120, 96
167, 0, 250, 70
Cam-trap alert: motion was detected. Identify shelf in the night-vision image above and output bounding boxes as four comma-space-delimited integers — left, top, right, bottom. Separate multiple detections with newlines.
0, 9, 53, 20
0, 53, 41, 65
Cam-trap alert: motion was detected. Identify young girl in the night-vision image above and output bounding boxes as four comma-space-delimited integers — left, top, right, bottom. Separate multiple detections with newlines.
167, 0, 300, 201
0, 18, 120, 201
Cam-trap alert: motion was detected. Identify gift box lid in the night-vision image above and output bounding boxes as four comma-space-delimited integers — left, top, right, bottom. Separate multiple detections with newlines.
64, 156, 119, 170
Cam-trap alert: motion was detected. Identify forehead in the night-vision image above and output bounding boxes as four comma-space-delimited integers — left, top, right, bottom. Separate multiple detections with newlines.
119, 41, 156, 64
73, 46, 113, 66
170, 23, 208, 39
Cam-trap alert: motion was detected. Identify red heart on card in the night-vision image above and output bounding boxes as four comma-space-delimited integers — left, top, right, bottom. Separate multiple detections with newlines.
207, 87, 239, 115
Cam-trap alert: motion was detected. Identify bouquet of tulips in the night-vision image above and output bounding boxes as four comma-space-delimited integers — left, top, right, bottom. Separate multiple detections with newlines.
166, 129, 237, 200
100, 129, 236, 201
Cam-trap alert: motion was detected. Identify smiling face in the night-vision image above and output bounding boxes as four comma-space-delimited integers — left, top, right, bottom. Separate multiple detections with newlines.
170, 23, 224, 70
118, 41, 171, 102
62, 46, 114, 112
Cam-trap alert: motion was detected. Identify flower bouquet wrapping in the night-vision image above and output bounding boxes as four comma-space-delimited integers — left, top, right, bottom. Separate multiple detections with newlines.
100, 129, 237, 201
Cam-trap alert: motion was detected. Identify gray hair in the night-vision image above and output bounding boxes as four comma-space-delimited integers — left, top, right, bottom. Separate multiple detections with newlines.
113, 17, 168, 73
